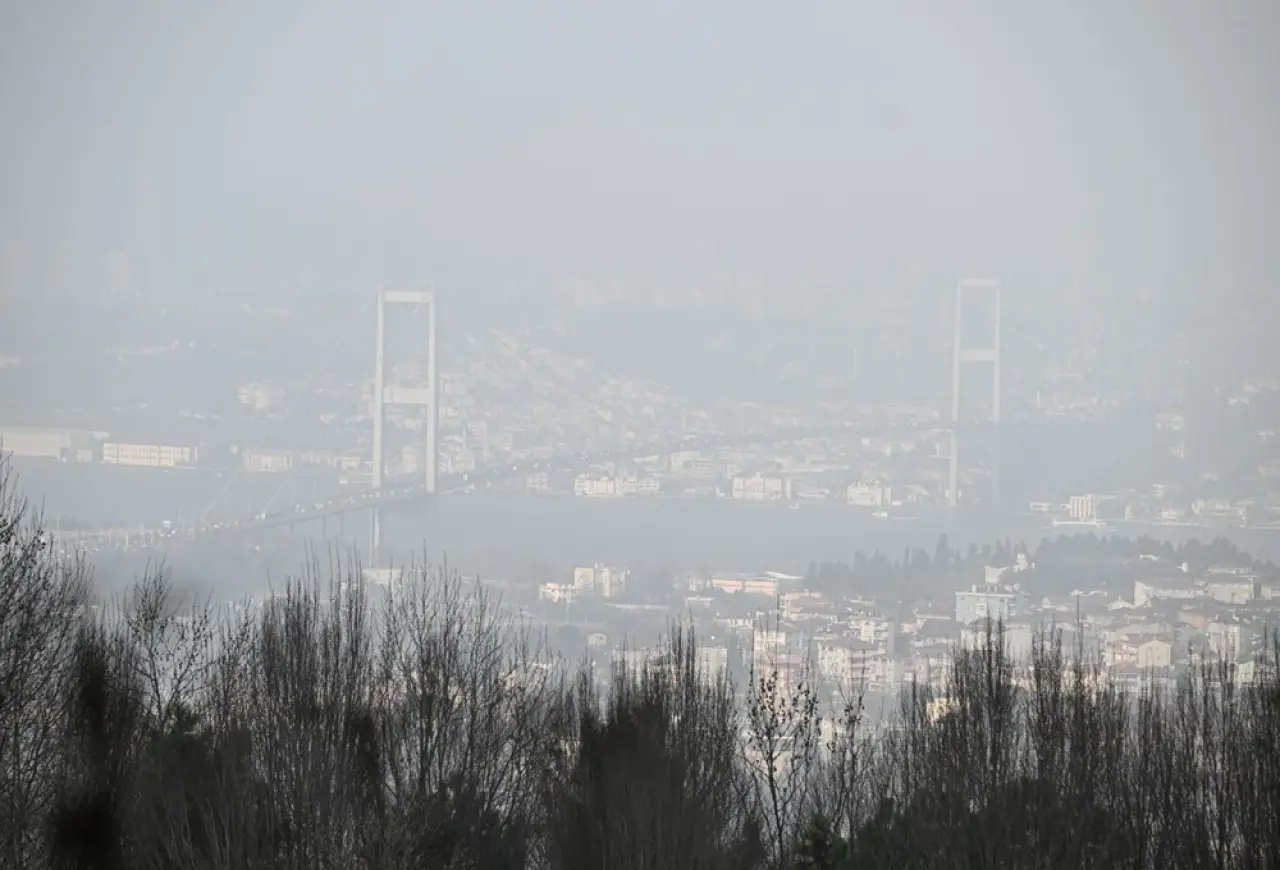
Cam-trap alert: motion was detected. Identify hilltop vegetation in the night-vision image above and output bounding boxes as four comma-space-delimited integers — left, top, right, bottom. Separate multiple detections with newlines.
2, 463, 1280, 869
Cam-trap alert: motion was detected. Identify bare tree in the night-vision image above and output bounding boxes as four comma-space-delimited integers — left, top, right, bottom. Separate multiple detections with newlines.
544, 624, 759, 870
0, 459, 89, 868
741, 624, 825, 867
372, 559, 557, 868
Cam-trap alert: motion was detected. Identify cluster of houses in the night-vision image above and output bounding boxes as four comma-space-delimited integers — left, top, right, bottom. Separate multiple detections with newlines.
905, 557, 1280, 692
596, 551, 1280, 706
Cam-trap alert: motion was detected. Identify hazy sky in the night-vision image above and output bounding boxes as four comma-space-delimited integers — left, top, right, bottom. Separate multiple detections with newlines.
2, 2, 1277, 305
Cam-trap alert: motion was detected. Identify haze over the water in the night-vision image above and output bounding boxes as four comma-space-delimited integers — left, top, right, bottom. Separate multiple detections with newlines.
3, 1, 1278, 319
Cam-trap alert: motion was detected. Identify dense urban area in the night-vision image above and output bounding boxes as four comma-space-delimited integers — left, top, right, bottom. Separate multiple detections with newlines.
5, 268, 1280, 855
4, 282, 1280, 697
5, 3, 1280, 866
3, 282, 1279, 522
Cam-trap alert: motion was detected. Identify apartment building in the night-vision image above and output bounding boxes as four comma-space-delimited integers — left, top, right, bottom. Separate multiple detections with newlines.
711, 573, 781, 597
955, 585, 1025, 625
538, 583, 579, 604
1134, 578, 1203, 608
240, 448, 295, 473
731, 473, 791, 501
103, 442, 198, 468
1069, 494, 1098, 521
573, 475, 617, 498
572, 563, 629, 598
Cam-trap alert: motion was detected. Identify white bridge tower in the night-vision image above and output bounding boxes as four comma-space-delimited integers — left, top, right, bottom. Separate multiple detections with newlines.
371, 290, 438, 561
949, 278, 1002, 508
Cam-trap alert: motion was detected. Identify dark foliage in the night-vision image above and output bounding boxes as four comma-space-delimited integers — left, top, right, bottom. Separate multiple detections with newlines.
2, 462, 1279, 869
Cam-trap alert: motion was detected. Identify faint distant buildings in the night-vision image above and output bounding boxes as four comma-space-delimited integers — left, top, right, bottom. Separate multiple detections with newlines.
572, 471, 660, 498
445, 448, 478, 474
612, 643, 728, 684
240, 448, 295, 474
573, 563, 629, 598
1207, 576, 1255, 607
850, 613, 897, 650
465, 420, 489, 463
697, 644, 730, 678
731, 473, 791, 502
541, 563, 630, 602
235, 447, 360, 475
710, 571, 801, 597
236, 381, 285, 412
847, 481, 892, 508
300, 450, 362, 473
961, 620, 1034, 661
1190, 498, 1248, 524
1133, 577, 1202, 608
669, 450, 719, 476
537, 583, 579, 604
0, 426, 93, 461
616, 470, 660, 496
1105, 635, 1172, 670
954, 577, 1028, 625
1069, 494, 1098, 522
817, 639, 896, 690
574, 475, 616, 498
1207, 619, 1259, 660
751, 625, 807, 699
102, 442, 198, 468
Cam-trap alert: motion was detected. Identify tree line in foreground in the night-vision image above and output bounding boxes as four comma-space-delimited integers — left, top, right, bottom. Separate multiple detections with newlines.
2, 469, 1280, 869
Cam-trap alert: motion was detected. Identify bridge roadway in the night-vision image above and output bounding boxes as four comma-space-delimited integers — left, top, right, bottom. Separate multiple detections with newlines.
193, 424, 869, 539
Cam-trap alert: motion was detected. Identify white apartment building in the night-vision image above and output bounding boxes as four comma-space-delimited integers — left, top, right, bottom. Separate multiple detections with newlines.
817, 641, 895, 690
732, 473, 791, 501
298, 450, 362, 472
698, 645, 730, 678
850, 614, 896, 651
1133, 578, 1203, 608
955, 585, 1024, 625
1208, 578, 1257, 605
240, 447, 294, 473
103, 442, 198, 468
616, 647, 661, 675
1107, 636, 1173, 670
573, 475, 617, 498
751, 629, 806, 698
711, 574, 781, 597
616, 474, 660, 496
0, 426, 81, 459
1138, 639, 1173, 669
572, 564, 629, 598
1069, 494, 1098, 521
961, 620, 1034, 661
1207, 619, 1259, 660
538, 583, 579, 604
